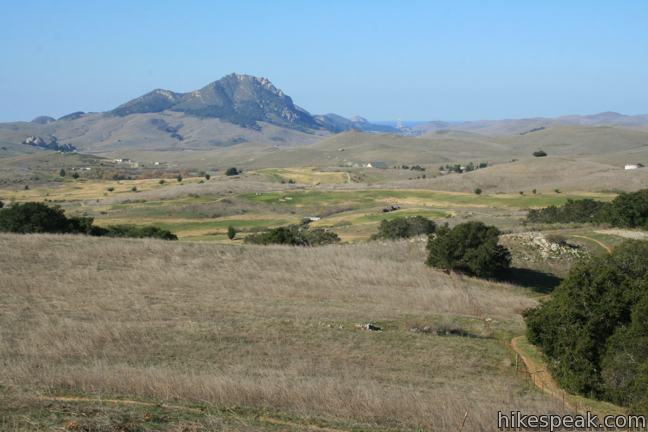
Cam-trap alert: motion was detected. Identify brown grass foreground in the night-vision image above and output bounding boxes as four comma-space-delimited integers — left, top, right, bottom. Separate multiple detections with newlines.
0, 234, 562, 431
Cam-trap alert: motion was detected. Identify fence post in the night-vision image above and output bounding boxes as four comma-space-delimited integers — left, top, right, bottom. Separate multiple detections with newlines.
459, 411, 468, 432
515, 353, 519, 372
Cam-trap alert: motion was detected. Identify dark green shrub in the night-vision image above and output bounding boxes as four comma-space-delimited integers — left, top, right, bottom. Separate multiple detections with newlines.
0, 202, 77, 234
526, 190, 648, 229
225, 167, 240, 176
426, 222, 511, 278
372, 216, 436, 240
244, 224, 339, 246
245, 226, 302, 245
102, 225, 177, 240
533, 150, 548, 157
59, 168, 66, 177
72, 172, 80, 179
0, 202, 177, 240
474, 188, 482, 195
227, 225, 236, 240
301, 227, 340, 246
525, 240, 648, 412
606, 189, 648, 229
526, 199, 607, 224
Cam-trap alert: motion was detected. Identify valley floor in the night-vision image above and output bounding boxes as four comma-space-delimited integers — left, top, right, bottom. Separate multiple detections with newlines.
0, 173, 616, 242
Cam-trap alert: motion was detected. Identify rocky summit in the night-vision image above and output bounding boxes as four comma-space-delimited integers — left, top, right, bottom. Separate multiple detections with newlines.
112, 73, 322, 131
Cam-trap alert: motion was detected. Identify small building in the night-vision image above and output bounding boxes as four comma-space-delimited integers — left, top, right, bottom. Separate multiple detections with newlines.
625, 163, 645, 170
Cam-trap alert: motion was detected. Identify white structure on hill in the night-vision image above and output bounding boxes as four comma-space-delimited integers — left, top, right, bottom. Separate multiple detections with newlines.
625, 163, 645, 170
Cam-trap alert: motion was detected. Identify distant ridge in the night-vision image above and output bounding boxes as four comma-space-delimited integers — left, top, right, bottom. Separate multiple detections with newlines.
414, 112, 648, 135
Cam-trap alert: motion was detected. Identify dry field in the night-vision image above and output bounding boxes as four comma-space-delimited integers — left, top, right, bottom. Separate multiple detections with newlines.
0, 234, 565, 431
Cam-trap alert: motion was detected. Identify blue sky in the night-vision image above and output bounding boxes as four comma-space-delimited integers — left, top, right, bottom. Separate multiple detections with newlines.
0, 0, 646, 122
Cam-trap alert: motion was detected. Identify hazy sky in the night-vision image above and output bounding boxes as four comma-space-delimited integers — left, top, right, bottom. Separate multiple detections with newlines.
1, 0, 647, 122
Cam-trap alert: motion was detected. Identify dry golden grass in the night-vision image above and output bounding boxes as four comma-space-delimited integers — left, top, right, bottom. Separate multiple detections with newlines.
0, 177, 190, 202
0, 234, 563, 431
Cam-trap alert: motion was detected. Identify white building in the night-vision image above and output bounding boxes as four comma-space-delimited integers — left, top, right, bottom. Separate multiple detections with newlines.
625, 163, 645, 170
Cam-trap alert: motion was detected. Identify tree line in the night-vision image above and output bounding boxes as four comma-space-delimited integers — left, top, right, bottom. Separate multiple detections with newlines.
0, 202, 177, 240
526, 189, 648, 229
525, 240, 648, 414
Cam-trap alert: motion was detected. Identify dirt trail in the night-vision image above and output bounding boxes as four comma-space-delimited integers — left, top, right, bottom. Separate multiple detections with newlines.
510, 336, 573, 411
569, 235, 612, 254
38, 395, 352, 432
595, 229, 648, 240
510, 337, 628, 418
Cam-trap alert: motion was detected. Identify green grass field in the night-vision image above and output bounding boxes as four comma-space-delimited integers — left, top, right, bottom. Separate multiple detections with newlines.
238, 189, 614, 210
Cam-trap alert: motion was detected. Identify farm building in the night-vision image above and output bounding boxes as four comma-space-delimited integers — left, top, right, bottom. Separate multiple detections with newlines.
625, 163, 645, 170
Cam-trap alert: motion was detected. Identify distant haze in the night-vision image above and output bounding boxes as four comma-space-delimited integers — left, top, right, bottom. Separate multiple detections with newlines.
0, 1, 647, 122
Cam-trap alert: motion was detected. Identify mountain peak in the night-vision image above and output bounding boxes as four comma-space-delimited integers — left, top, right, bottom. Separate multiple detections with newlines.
107, 73, 394, 134
110, 73, 316, 130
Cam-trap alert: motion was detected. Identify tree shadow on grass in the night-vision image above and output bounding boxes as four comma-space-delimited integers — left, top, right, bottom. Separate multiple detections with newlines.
498, 267, 562, 294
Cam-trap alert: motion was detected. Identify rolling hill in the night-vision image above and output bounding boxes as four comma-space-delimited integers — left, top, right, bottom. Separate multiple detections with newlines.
414, 112, 648, 135
227, 125, 648, 170
417, 157, 648, 193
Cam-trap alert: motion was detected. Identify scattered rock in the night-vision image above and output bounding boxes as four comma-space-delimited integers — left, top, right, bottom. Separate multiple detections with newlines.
356, 323, 382, 331
503, 232, 586, 260
409, 322, 474, 337
322, 322, 344, 330
381, 205, 401, 213
409, 325, 434, 334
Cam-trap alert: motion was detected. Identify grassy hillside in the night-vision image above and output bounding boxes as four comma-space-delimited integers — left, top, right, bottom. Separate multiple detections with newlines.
496, 125, 648, 162
0, 234, 565, 431
0, 111, 326, 155
239, 131, 510, 169
150, 125, 648, 172
417, 157, 648, 193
